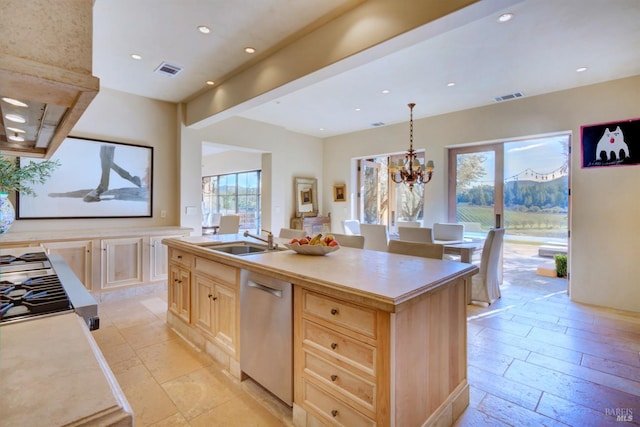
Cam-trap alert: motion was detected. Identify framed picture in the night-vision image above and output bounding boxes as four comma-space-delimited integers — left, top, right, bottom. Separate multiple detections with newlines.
17, 136, 153, 219
581, 118, 640, 168
300, 189, 312, 205
333, 184, 346, 202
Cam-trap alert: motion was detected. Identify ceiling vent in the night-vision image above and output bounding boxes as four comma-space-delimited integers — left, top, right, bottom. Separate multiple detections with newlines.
371, 122, 385, 127
494, 92, 524, 102
154, 62, 183, 77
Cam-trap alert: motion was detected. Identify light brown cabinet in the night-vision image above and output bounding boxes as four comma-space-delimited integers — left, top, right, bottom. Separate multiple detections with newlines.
101, 237, 144, 289
42, 240, 93, 290
3, 228, 190, 297
193, 258, 239, 357
168, 248, 193, 324
295, 288, 384, 425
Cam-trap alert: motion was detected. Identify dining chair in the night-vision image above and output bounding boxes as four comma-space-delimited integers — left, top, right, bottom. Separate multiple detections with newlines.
217, 214, 241, 234
397, 220, 421, 228
342, 219, 361, 235
470, 228, 505, 305
398, 226, 434, 243
433, 223, 465, 244
330, 233, 365, 249
388, 240, 443, 259
278, 228, 307, 240
359, 224, 389, 251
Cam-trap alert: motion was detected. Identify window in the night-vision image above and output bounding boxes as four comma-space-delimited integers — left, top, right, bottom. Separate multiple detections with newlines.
202, 170, 261, 232
358, 153, 424, 233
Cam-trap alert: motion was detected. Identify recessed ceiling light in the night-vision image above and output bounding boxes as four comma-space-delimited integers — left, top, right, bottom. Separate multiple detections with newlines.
447, 82, 456, 87
5, 113, 26, 123
355, 108, 361, 111
197, 25, 211, 34
576, 67, 588, 73
381, 89, 390, 94
1, 97, 28, 107
244, 47, 256, 54
8, 134, 25, 142
206, 80, 215, 86
130, 53, 142, 60
6, 127, 25, 133
498, 13, 513, 23
319, 128, 325, 131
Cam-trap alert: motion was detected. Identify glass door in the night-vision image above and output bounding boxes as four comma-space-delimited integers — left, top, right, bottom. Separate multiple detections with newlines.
359, 158, 388, 225
448, 144, 504, 237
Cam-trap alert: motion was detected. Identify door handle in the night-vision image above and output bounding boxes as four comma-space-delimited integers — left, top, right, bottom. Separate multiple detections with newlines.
247, 281, 282, 298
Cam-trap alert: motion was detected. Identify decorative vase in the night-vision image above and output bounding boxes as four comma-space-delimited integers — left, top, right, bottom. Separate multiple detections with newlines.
0, 192, 15, 233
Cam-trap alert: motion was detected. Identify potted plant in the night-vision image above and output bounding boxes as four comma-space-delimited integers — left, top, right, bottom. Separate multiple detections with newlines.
0, 155, 60, 233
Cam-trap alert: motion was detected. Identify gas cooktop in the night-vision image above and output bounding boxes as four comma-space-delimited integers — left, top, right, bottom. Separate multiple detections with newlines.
0, 250, 97, 329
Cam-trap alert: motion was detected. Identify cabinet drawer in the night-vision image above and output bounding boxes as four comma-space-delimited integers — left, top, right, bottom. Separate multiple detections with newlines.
302, 379, 376, 427
302, 290, 376, 339
302, 319, 375, 376
303, 349, 376, 412
195, 257, 238, 286
170, 249, 194, 267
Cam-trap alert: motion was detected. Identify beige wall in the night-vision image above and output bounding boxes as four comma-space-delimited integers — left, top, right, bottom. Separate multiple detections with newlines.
180, 117, 324, 235
324, 75, 640, 313
6, 87, 179, 233
202, 150, 262, 177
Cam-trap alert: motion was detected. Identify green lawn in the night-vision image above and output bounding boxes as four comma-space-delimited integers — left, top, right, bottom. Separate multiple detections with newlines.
456, 205, 568, 238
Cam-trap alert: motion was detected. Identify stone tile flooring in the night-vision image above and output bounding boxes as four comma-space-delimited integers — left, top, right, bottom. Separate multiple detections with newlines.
92, 243, 639, 426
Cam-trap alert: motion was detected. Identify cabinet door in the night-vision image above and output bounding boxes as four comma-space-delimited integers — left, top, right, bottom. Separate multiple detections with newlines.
101, 237, 143, 289
150, 235, 181, 281
213, 282, 238, 356
168, 264, 180, 315
169, 264, 190, 323
42, 240, 93, 291
193, 274, 215, 334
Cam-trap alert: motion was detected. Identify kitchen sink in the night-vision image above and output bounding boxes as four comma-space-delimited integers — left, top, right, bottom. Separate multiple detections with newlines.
202, 242, 282, 256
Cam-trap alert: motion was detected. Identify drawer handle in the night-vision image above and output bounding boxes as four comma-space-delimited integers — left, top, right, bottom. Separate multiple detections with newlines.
330, 308, 339, 315
330, 342, 338, 350
330, 374, 338, 382
331, 410, 338, 418
177, 255, 182, 259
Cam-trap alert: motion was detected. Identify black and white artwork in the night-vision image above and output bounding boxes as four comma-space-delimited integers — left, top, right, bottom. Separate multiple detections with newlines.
581, 118, 640, 168
17, 137, 153, 218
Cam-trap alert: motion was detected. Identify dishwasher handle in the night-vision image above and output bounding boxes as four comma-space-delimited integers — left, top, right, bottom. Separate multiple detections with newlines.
247, 280, 283, 298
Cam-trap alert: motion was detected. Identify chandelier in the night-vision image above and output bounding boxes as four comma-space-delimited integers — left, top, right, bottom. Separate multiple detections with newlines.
389, 103, 435, 191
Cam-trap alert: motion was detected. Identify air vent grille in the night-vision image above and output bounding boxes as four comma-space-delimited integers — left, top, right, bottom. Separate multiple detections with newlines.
154, 62, 183, 78
494, 92, 524, 102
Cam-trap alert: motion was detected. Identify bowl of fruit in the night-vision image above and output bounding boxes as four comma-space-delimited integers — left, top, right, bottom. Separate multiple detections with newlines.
284, 234, 340, 255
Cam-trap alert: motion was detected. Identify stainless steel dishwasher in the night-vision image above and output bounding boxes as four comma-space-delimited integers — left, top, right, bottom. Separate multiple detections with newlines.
240, 270, 293, 406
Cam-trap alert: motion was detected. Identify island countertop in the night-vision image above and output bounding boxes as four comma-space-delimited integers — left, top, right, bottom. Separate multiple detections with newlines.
163, 234, 478, 312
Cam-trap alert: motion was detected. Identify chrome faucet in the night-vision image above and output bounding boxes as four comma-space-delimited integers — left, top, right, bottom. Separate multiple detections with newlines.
243, 229, 278, 250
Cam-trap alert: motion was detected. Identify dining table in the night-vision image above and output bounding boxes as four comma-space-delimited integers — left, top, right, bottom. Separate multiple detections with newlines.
442, 241, 484, 263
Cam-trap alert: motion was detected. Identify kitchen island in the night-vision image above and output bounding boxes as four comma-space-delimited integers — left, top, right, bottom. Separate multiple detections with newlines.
163, 234, 478, 427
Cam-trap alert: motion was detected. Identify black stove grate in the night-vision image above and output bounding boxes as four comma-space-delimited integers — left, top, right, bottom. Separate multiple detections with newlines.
0, 252, 50, 265
0, 274, 72, 322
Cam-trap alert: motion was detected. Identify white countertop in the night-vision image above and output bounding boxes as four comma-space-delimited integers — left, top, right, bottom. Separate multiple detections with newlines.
0, 313, 133, 426
0, 225, 192, 243
165, 234, 478, 312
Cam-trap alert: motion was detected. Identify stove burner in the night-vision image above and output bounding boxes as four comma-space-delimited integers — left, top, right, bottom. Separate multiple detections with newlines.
0, 275, 72, 322
0, 252, 49, 265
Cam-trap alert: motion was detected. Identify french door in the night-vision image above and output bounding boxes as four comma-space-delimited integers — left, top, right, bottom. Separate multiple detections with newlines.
448, 144, 504, 234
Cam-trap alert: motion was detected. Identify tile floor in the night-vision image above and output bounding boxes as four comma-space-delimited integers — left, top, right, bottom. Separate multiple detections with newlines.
93, 292, 291, 427
92, 245, 640, 426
